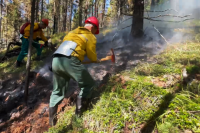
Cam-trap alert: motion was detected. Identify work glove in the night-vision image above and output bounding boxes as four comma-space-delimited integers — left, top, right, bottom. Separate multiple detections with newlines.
44, 41, 48, 47
36, 37, 42, 42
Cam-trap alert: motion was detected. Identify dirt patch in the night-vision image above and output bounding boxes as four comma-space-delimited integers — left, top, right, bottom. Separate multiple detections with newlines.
123, 122, 133, 133
152, 74, 181, 88
0, 69, 81, 133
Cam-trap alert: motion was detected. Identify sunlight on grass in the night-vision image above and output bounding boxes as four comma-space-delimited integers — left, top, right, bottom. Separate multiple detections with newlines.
0, 33, 61, 80
46, 40, 200, 133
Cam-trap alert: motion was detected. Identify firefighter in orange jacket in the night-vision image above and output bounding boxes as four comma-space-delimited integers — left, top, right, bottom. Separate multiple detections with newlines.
49, 16, 100, 126
16, 19, 49, 67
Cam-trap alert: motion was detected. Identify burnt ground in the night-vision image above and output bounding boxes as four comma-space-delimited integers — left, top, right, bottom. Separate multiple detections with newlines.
0, 27, 187, 133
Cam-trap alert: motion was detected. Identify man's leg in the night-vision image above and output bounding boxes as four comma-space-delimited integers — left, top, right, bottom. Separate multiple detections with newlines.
49, 57, 70, 126
66, 57, 96, 116
32, 41, 43, 60
16, 37, 29, 67
49, 74, 70, 107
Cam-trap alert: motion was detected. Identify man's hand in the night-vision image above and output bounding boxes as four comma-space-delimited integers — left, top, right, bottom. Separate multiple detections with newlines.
44, 41, 48, 47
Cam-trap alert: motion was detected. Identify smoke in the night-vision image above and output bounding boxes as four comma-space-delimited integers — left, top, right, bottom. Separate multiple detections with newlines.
34, 59, 53, 81
35, 1, 200, 83
143, 0, 200, 44
85, 0, 200, 82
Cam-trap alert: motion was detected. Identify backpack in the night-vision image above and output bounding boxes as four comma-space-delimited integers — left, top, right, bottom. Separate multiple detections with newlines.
20, 22, 39, 34
20, 22, 31, 34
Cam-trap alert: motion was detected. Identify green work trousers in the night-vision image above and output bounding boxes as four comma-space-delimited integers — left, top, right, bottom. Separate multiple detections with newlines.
49, 56, 96, 107
17, 37, 43, 62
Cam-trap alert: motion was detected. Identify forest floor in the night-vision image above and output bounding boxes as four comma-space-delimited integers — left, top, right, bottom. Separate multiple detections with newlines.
46, 41, 200, 133
0, 27, 200, 133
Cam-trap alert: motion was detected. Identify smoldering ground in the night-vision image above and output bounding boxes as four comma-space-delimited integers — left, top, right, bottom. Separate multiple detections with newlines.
35, 0, 200, 84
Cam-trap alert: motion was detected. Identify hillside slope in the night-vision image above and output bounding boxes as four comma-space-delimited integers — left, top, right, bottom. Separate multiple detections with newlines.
47, 41, 200, 133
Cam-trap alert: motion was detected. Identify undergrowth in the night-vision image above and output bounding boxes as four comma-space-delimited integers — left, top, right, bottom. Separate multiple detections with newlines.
0, 33, 62, 79
47, 41, 200, 133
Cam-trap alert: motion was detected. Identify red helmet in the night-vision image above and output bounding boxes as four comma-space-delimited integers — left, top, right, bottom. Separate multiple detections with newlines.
42, 19, 49, 26
85, 16, 99, 34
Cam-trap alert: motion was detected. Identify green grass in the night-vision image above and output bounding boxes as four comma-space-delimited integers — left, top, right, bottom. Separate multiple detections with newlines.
51, 32, 67, 44
47, 41, 200, 133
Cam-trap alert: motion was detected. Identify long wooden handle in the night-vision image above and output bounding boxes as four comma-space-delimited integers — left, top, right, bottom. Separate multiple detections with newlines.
82, 56, 112, 64
100, 56, 111, 61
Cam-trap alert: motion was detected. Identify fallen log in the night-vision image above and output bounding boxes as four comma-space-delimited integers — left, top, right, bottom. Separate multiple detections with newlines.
0, 41, 22, 62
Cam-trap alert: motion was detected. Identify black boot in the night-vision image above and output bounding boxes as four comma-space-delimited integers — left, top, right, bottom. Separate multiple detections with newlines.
49, 105, 58, 126
75, 96, 90, 117
16, 60, 21, 68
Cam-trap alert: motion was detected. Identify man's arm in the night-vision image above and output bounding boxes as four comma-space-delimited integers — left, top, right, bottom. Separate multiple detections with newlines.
86, 38, 97, 62
40, 30, 48, 42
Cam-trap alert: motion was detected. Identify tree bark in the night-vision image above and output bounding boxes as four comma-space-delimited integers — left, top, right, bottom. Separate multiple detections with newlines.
95, 0, 97, 17
116, 0, 120, 25
5, 3, 8, 47
69, 0, 73, 31
24, 0, 36, 105
53, 1, 58, 34
84, 1, 88, 22
41, 0, 43, 20
63, 0, 68, 31
57, 0, 61, 32
96, 0, 99, 18
131, 0, 144, 38
0, 0, 2, 40
101, 0, 106, 27
79, 0, 83, 26
118, 0, 124, 24
35, 0, 39, 21
92, 1, 93, 16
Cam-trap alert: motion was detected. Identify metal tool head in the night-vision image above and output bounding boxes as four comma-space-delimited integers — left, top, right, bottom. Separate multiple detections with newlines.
111, 48, 115, 63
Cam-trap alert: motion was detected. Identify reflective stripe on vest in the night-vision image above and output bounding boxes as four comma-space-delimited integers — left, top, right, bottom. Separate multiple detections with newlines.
53, 41, 78, 56
53, 34, 88, 57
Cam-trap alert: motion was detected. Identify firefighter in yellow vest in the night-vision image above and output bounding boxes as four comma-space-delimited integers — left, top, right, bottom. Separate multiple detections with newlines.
49, 16, 100, 126
16, 19, 49, 67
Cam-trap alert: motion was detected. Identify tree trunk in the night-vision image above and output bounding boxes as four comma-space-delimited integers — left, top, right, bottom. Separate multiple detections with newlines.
69, 0, 73, 31
0, 0, 2, 40
63, 0, 68, 31
6, 4, 7, 47
53, 1, 58, 34
92, 1, 93, 16
101, 0, 106, 27
24, 0, 36, 105
118, 0, 124, 24
35, 0, 39, 21
117, 0, 120, 25
84, 2, 88, 22
96, 0, 99, 18
79, 0, 83, 26
57, 0, 61, 32
131, 0, 144, 38
95, 0, 97, 17
41, 0, 43, 20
